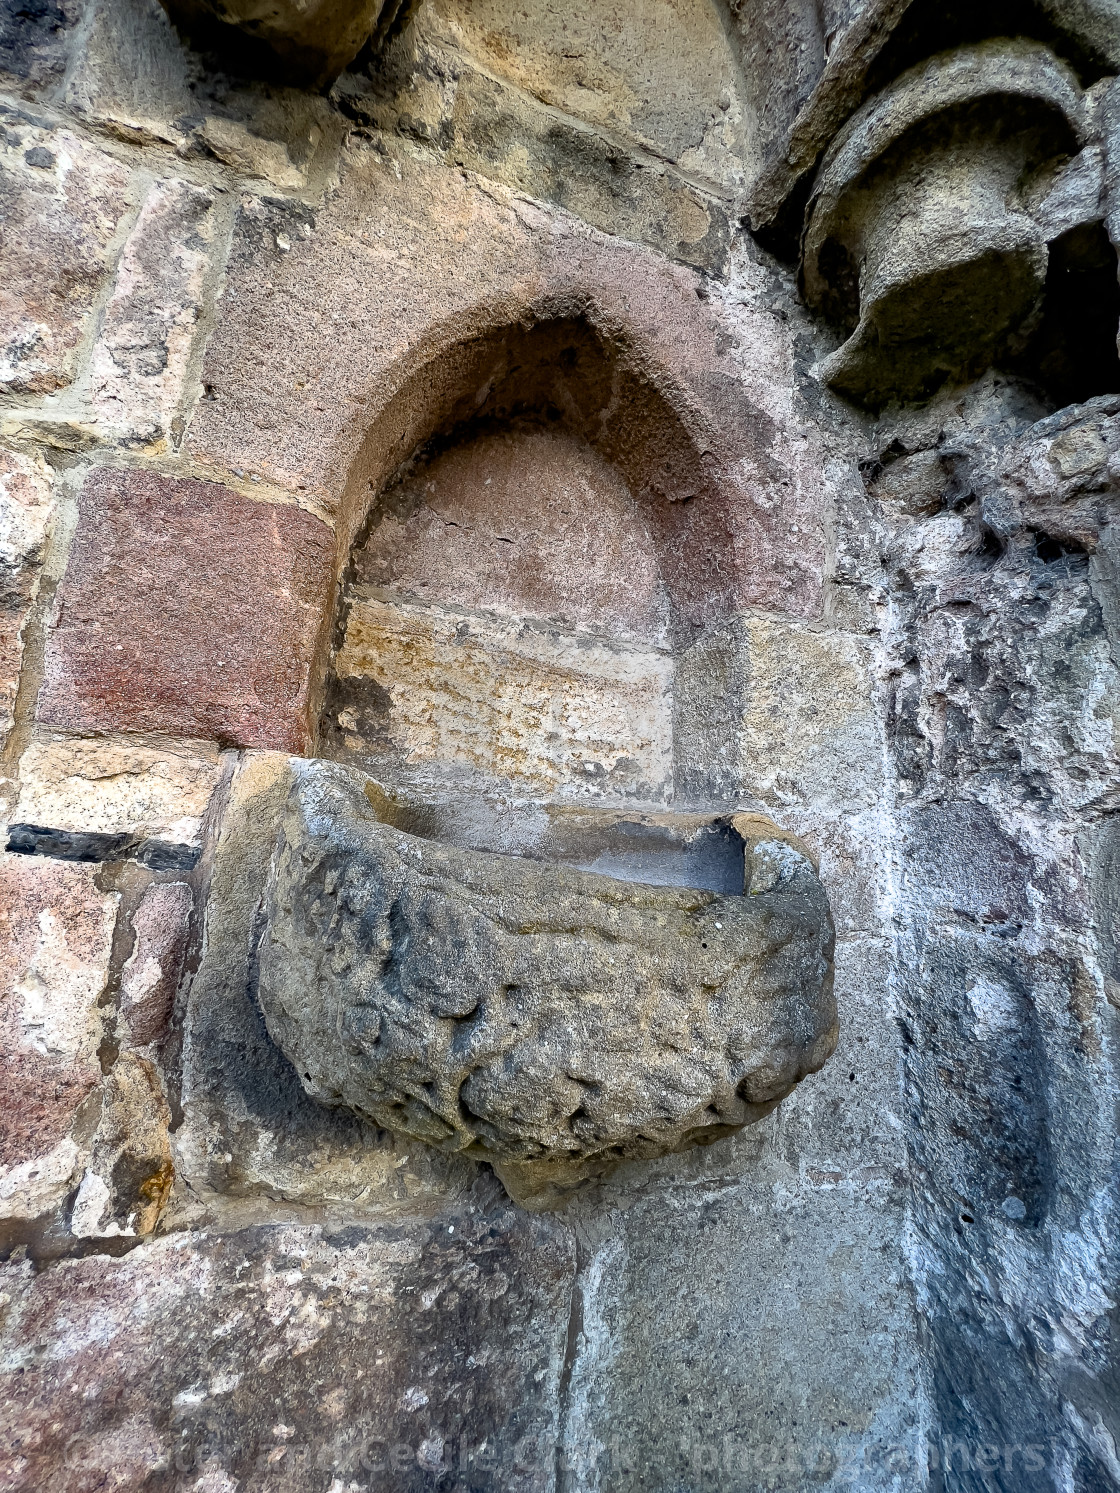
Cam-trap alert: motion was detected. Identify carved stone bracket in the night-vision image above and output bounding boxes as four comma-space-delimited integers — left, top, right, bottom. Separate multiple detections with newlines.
256, 760, 837, 1209
802, 40, 1092, 406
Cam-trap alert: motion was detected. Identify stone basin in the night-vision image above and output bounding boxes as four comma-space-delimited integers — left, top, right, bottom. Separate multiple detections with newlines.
256, 759, 837, 1208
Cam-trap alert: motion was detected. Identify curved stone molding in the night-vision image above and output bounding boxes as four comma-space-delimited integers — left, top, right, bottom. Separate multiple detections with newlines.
256, 760, 837, 1209
802, 40, 1087, 406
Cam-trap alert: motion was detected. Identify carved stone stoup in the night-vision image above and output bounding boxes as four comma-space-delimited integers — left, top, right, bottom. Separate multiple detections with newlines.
256, 760, 837, 1208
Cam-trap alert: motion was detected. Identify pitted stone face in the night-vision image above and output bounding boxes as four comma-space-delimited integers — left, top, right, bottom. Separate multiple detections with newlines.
256, 760, 837, 1208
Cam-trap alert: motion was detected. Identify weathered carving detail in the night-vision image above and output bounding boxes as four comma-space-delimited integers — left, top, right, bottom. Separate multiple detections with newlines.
802, 40, 1096, 406
160, 0, 409, 86
256, 760, 837, 1208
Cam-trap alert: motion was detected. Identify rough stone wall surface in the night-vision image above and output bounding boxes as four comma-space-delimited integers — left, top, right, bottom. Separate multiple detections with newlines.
0, 0, 1118, 1488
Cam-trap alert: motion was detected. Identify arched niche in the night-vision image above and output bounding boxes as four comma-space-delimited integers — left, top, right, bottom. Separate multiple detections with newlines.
315, 313, 738, 814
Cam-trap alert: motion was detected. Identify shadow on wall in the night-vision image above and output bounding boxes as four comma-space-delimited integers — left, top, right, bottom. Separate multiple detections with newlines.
316, 314, 741, 806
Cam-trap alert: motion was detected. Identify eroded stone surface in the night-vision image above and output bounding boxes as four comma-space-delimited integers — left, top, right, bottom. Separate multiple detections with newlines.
0, 853, 117, 1221
0, 0, 81, 96
84, 177, 218, 446
176, 751, 480, 1216
257, 759, 837, 1207
0, 121, 133, 394
0, 1202, 574, 1491
37, 469, 335, 751
0, 447, 54, 750
350, 425, 669, 645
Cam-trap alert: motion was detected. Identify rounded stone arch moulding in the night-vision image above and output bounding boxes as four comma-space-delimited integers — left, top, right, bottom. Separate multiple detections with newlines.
292, 271, 831, 768
182, 154, 830, 649
309, 306, 744, 766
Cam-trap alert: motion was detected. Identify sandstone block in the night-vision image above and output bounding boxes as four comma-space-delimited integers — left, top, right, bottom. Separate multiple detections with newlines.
426, 0, 748, 197
70, 1051, 173, 1238
446, 69, 730, 275
0, 853, 117, 1220
118, 879, 193, 1047
331, 593, 673, 797
0, 448, 55, 748
0, 122, 133, 394
258, 759, 837, 1208
37, 469, 335, 751
84, 177, 218, 446
0, 1205, 573, 1490
737, 615, 880, 813
62, 0, 193, 144
15, 736, 222, 844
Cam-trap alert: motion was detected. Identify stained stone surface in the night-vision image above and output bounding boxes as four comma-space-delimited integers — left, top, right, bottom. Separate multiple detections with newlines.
0, 447, 54, 750
0, 1199, 575, 1493
37, 468, 335, 752
0, 0, 1119, 1483
257, 759, 837, 1207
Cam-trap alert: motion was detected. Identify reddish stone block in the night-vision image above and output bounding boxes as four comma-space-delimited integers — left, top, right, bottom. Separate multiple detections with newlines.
37, 468, 335, 751
118, 880, 192, 1047
0, 1207, 573, 1490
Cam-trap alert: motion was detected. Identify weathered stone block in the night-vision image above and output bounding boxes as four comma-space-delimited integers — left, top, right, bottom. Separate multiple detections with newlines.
0, 853, 117, 1221
0, 0, 81, 96
0, 122, 133, 394
84, 177, 218, 446
118, 879, 193, 1047
0, 447, 54, 749
446, 68, 731, 275
197, 115, 308, 187
15, 736, 222, 844
0, 1204, 574, 1490
332, 593, 673, 797
257, 759, 837, 1208
719, 613, 881, 814
426, 0, 748, 196
62, 0, 193, 144
37, 469, 335, 751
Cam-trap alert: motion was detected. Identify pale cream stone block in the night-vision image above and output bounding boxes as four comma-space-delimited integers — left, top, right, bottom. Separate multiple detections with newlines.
16, 736, 223, 844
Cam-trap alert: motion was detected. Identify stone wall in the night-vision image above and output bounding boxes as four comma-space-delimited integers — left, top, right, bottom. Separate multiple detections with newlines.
1, 0, 1118, 1488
